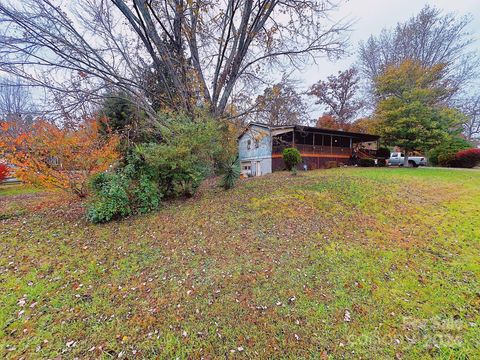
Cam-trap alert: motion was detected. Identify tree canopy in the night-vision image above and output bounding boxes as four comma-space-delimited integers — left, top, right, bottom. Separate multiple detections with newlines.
0, 0, 350, 119
309, 67, 363, 127
252, 79, 308, 126
359, 5, 478, 103
375, 60, 465, 164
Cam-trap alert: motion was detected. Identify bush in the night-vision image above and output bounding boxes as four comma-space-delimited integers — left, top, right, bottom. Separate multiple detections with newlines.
86, 112, 237, 223
450, 148, 480, 168
428, 137, 472, 166
437, 152, 456, 167
87, 173, 132, 223
87, 170, 162, 223
219, 157, 240, 190
132, 175, 161, 213
136, 114, 234, 198
282, 148, 301, 171
376, 147, 390, 159
137, 143, 210, 198
0, 163, 10, 182
358, 158, 375, 167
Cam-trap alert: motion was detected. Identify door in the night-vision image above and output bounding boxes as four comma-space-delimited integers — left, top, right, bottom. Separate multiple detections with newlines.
389, 153, 399, 165
256, 161, 261, 176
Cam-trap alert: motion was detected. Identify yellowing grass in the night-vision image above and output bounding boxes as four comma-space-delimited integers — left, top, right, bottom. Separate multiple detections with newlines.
0, 168, 479, 359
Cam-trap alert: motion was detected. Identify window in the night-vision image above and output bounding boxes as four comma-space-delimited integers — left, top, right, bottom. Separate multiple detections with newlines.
247, 139, 251, 150
241, 162, 252, 175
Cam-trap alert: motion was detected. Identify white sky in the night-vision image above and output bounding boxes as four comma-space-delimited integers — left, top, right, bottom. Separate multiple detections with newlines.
299, 0, 480, 86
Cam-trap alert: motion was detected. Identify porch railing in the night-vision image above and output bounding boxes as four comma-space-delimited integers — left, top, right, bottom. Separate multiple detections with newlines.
272, 144, 353, 156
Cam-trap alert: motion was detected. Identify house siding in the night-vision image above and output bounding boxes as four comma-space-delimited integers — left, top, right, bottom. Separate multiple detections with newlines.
238, 123, 379, 176
238, 125, 273, 176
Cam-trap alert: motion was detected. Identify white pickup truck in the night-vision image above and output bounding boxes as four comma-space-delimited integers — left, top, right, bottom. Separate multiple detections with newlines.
388, 152, 427, 167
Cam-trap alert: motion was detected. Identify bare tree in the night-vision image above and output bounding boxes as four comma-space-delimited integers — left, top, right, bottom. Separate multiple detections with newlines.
309, 67, 363, 127
459, 95, 480, 140
252, 79, 309, 126
0, 77, 32, 118
358, 5, 478, 103
0, 0, 351, 120
0, 76, 36, 138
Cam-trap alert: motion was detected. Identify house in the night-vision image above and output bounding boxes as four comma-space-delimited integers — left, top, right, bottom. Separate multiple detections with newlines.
238, 123, 380, 176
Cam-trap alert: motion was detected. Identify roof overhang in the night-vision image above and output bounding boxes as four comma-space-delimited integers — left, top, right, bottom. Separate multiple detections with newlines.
293, 125, 380, 142
237, 122, 380, 142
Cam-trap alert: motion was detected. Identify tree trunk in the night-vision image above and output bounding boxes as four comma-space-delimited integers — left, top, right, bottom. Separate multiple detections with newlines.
404, 152, 409, 167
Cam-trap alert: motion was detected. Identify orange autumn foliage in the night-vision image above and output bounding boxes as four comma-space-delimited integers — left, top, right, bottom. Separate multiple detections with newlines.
316, 114, 343, 130
0, 118, 120, 197
316, 114, 380, 135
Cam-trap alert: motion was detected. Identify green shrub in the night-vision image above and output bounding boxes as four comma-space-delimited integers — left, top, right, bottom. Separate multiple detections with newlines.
376, 147, 391, 159
358, 158, 375, 167
136, 114, 233, 197
87, 173, 132, 223
87, 171, 161, 222
87, 112, 237, 223
132, 175, 161, 213
220, 157, 240, 190
137, 143, 210, 198
437, 152, 456, 167
428, 137, 472, 166
282, 148, 301, 171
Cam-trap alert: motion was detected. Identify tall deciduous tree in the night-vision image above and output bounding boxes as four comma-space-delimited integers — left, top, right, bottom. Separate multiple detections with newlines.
375, 60, 464, 166
458, 94, 480, 140
359, 5, 478, 103
349, 117, 380, 135
0, 77, 33, 118
316, 114, 341, 130
253, 79, 308, 126
315, 114, 379, 134
0, 0, 350, 119
0, 77, 36, 141
309, 67, 363, 127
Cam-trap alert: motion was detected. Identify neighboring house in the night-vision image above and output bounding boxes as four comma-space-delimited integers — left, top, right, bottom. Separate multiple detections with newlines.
238, 123, 380, 176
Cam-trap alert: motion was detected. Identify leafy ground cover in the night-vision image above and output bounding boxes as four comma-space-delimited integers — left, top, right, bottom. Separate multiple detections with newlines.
0, 168, 479, 359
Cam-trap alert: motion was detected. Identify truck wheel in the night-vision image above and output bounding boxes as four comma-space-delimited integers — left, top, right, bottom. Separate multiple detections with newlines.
408, 160, 418, 168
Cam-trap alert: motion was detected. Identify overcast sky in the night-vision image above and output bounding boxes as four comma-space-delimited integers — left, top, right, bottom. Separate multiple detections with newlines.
297, 0, 480, 117
301, 0, 480, 83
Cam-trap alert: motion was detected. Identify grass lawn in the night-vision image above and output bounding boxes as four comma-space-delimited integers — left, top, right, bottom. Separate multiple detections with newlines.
0, 183, 42, 197
1, 168, 479, 359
